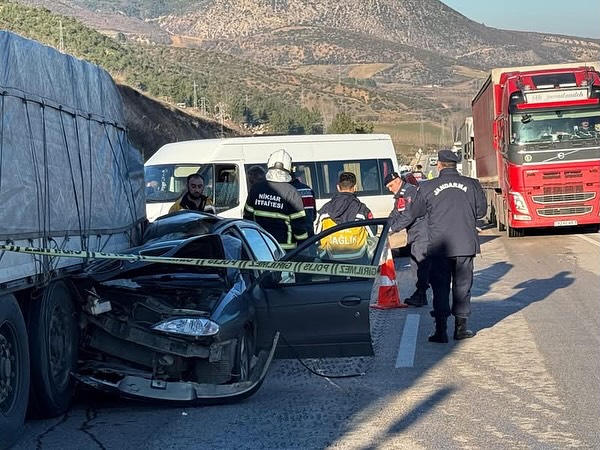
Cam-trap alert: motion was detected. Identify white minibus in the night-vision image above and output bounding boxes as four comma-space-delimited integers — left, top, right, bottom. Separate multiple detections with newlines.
144, 134, 400, 222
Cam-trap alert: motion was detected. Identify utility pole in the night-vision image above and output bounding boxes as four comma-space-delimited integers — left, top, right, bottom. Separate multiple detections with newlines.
200, 97, 208, 116
59, 20, 64, 53
192, 81, 198, 109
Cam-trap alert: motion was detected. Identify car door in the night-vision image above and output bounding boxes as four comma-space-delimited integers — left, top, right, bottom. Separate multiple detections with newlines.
253, 218, 390, 359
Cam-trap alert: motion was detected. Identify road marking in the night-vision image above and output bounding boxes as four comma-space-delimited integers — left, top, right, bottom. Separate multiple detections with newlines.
576, 234, 600, 247
395, 314, 420, 368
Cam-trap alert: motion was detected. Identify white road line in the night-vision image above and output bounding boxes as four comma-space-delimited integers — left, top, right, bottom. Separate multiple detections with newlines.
576, 234, 600, 247
395, 314, 420, 368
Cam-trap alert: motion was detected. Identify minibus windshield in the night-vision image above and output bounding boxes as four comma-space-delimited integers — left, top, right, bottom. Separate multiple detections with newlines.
145, 164, 211, 203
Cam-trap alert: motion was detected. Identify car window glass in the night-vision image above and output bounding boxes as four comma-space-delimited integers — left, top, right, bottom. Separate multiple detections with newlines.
213, 164, 239, 212
317, 159, 381, 197
259, 231, 285, 260
240, 227, 275, 261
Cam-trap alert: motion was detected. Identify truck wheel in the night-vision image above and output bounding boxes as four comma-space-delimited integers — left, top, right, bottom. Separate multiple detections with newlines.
507, 225, 525, 238
27, 280, 78, 418
0, 294, 30, 450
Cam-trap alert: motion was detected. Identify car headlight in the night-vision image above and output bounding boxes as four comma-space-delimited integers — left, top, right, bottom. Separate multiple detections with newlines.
152, 317, 220, 337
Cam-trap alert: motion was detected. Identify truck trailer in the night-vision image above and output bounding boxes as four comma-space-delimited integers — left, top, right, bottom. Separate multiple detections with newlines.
470, 62, 600, 237
0, 31, 145, 447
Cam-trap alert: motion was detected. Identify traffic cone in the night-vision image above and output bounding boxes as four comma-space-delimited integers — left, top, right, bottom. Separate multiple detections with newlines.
371, 245, 407, 310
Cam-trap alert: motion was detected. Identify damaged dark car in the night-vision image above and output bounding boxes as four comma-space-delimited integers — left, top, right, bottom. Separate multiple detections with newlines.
69, 211, 390, 404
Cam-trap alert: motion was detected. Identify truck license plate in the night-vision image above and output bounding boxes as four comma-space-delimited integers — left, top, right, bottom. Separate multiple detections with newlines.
554, 220, 578, 226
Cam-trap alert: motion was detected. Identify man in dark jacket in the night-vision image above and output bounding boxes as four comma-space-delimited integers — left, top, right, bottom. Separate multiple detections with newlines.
243, 149, 309, 251
389, 150, 487, 343
290, 167, 317, 236
315, 172, 373, 260
169, 173, 213, 213
386, 171, 429, 307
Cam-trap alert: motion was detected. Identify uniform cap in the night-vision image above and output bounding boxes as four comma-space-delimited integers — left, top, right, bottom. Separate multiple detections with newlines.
383, 172, 400, 186
437, 149, 460, 163
267, 149, 293, 173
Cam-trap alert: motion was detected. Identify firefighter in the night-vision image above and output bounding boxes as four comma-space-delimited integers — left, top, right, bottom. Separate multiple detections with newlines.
386, 171, 429, 307
389, 150, 487, 342
243, 149, 309, 251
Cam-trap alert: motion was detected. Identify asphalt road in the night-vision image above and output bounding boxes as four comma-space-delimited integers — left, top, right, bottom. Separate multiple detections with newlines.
13, 226, 600, 450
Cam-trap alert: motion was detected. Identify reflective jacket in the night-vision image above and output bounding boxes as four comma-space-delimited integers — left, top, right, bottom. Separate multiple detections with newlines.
243, 180, 309, 250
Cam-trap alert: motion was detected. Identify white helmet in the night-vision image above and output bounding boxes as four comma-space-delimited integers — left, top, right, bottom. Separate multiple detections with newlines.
267, 149, 293, 173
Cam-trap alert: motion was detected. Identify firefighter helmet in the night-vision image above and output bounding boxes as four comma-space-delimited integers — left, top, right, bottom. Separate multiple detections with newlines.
267, 149, 293, 173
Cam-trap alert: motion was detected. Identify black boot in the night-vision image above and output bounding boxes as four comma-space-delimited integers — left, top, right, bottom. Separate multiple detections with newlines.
404, 289, 427, 307
428, 317, 448, 343
454, 317, 476, 340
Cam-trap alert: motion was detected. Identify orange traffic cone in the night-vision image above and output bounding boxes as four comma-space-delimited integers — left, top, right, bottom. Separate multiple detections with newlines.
371, 246, 407, 310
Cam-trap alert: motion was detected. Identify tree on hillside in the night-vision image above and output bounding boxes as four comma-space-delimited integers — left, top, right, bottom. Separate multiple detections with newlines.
328, 112, 374, 134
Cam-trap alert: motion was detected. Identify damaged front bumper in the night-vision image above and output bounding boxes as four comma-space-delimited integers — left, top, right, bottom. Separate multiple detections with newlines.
74, 333, 279, 404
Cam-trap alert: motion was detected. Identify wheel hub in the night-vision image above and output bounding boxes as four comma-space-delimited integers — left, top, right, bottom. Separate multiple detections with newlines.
0, 333, 14, 405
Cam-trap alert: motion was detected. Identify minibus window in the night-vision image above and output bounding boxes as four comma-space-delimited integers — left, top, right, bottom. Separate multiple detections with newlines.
316, 159, 381, 197
213, 164, 239, 212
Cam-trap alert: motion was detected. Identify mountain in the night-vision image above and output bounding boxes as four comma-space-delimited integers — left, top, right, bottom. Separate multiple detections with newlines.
9, 0, 600, 154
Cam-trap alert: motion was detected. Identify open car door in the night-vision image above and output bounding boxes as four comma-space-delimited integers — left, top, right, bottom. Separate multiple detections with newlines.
254, 218, 390, 359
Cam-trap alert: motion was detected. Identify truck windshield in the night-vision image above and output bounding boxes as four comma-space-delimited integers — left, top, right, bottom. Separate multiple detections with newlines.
510, 109, 600, 145
145, 164, 213, 203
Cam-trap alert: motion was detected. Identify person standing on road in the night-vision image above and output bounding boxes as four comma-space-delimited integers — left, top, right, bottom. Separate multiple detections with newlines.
243, 149, 309, 251
315, 171, 373, 260
413, 164, 425, 182
169, 173, 214, 213
385, 171, 429, 307
290, 167, 317, 236
388, 150, 487, 342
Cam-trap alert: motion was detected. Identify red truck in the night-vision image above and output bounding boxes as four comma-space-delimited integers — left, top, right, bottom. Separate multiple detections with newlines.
470, 62, 600, 237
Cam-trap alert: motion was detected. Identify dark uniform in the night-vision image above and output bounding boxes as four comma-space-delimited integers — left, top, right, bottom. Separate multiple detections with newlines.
290, 177, 317, 236
244, 179, 309, 251
389, 179, 429, 305
391, 150, 486, 341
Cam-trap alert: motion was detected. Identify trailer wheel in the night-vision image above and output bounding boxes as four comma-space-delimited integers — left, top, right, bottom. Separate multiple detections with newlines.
27, 280, 78, 418
0, 294, 30, 450
507, 225, 525, 238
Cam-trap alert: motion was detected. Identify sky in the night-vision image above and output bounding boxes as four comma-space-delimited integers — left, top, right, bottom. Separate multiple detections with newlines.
440, 0, 600, 39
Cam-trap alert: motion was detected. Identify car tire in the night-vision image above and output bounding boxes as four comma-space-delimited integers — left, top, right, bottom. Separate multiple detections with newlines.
232, 328, 253, 382
27, 280, 78, 418
0, 294, 30, 450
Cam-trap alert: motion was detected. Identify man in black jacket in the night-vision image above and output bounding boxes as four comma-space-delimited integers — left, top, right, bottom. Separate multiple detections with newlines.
386, 171, 429, 307
389, 150, 487, 342
315, 172, 373, 260
243, 149, 309, 251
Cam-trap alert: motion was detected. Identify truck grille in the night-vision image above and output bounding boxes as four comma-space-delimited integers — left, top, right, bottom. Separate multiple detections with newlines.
542, 170, 583, 180
537, 206, 593, 217
532, 192, 595, 204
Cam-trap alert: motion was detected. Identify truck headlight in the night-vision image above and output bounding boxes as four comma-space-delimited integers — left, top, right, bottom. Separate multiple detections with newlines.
509, 192, 530, 215
152, 318, 220, 337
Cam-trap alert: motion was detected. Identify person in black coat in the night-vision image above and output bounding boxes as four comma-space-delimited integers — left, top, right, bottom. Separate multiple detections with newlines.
389, 150, 487, 342
386, 171, 429, 307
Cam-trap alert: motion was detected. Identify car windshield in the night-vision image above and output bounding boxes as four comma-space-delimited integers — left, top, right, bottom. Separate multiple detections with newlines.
511, 109, 600, 145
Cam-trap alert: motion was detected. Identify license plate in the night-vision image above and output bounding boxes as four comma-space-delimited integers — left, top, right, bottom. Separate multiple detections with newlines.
554, 220, 578, 227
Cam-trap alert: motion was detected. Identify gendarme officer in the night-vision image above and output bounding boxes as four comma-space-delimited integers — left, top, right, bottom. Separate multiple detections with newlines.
389, 149, 487, 342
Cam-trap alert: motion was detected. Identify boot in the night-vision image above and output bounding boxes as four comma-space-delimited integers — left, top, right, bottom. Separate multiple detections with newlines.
428, 317, 448, 343
404, 288, 427, 307
454, 317, 476, 340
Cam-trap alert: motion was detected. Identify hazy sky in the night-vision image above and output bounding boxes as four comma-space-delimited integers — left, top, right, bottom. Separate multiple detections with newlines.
440, 0, 600, 39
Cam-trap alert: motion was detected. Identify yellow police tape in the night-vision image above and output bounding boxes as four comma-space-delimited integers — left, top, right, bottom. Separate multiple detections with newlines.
0, 244, 378, 279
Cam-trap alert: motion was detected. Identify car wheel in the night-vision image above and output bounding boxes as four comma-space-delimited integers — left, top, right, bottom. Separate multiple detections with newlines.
27, 280, 78, 417
233, 329, 253, 382
1, 295, 30, 449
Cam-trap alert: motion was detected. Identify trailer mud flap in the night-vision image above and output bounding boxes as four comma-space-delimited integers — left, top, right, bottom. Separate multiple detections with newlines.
73, 333, 279, 405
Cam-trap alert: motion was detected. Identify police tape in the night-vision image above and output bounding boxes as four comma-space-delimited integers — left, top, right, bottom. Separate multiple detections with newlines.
0, 244, 379, 279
